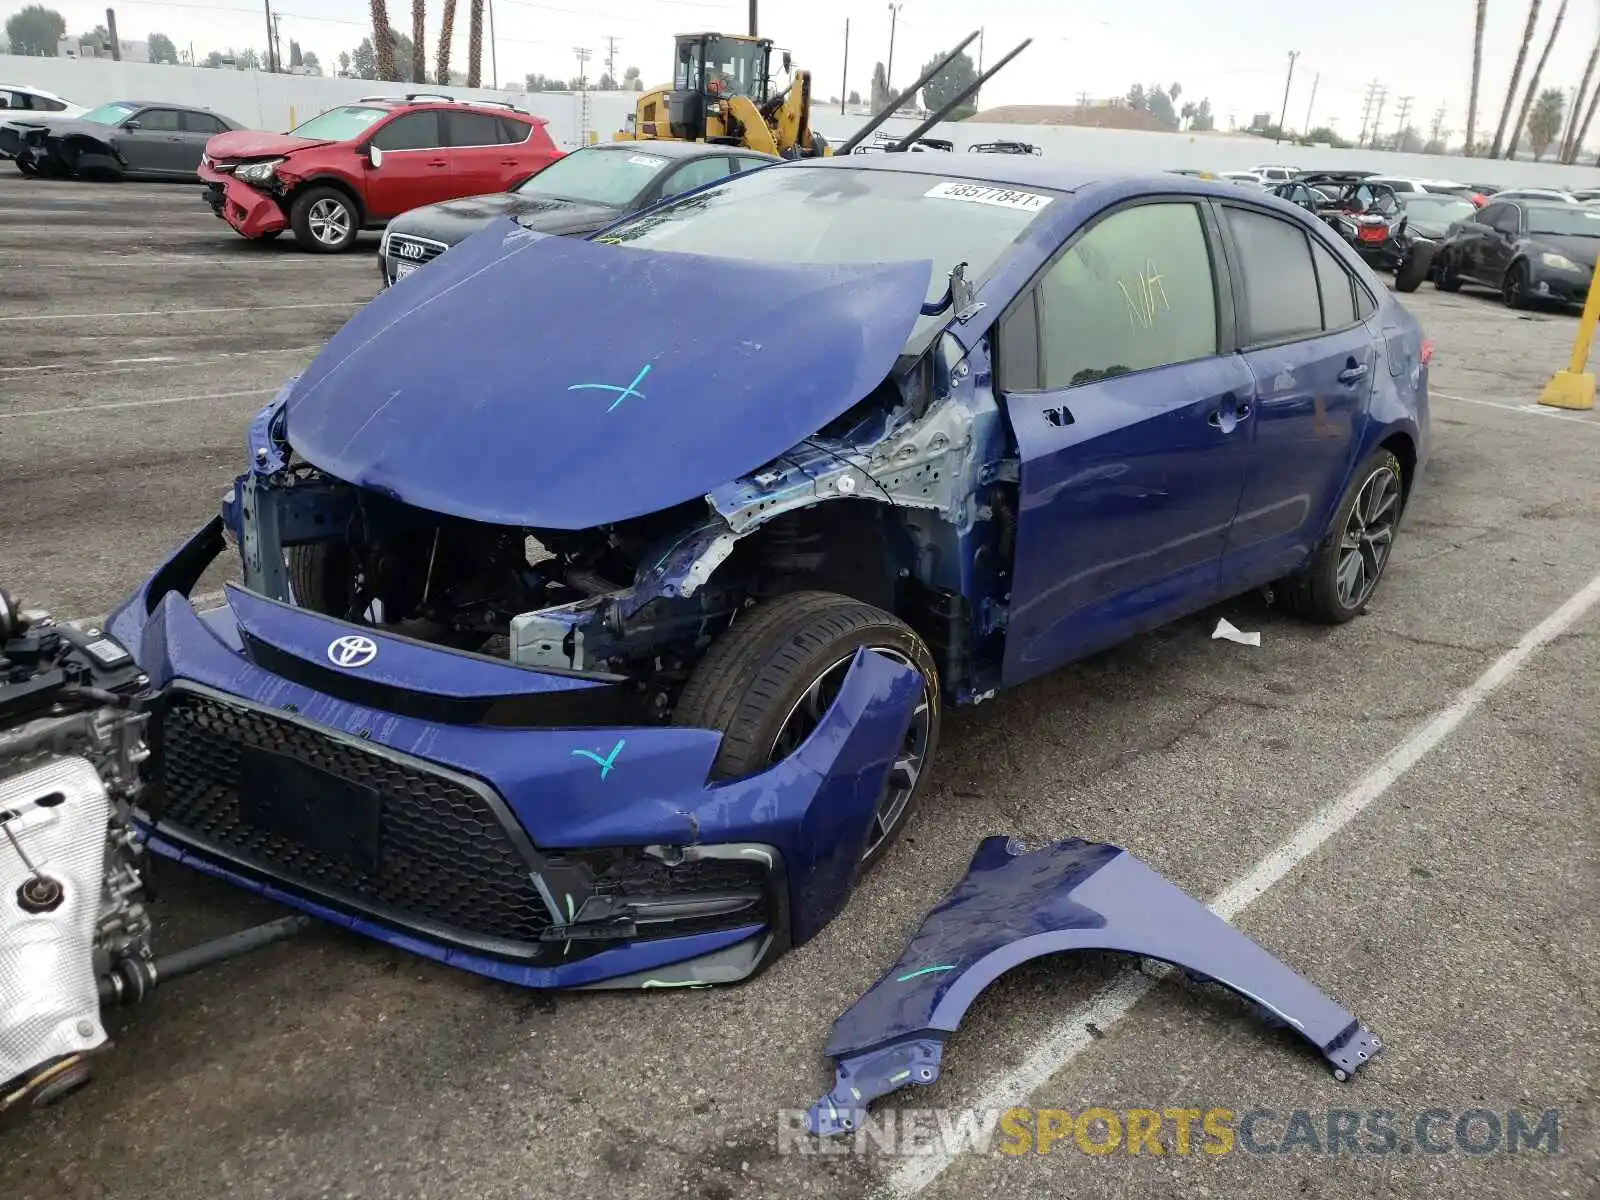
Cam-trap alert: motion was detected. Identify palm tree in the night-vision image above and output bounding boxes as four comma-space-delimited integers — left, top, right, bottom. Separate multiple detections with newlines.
1562, 22, 1600, 161
466, 0, 484, 88
436, 0, 456, 84
1575, 73, 1600, 159
1507, 0, 1568, 156
1491, 0, 1544, 156
1467, 0, 1489, 153
411, 0, 427, 85
370, 0, 396, 81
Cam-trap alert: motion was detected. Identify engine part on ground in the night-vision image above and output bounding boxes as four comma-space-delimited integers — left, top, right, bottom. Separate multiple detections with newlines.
807, 836, 1383, 1135
0, 601, 153, 1121
99, 914, 313, 1006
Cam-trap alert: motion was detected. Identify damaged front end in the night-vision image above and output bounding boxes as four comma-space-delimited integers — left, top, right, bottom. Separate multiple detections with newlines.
109, 227, 1021, 987
807, 837, 1383, 1135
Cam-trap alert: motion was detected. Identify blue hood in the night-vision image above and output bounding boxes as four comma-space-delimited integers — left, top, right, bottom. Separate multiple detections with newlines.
284, 221, 931, 528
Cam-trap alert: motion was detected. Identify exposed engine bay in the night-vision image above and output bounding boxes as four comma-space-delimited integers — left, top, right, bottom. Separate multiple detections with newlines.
228, 328, 1016, 720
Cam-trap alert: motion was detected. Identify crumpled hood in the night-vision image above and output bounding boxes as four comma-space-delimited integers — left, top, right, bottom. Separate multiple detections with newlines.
206, 130, 326, 160
284, 221, 931, 529
388, 193, 618, 246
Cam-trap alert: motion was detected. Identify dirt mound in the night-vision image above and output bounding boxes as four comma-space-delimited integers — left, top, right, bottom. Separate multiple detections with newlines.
966, 104, 1169, 132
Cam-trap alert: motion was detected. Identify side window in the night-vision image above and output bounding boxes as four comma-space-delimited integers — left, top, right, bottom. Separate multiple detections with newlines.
1223, 207, 1323, 345
1476, 202, 1504, 226
659, 156, 735, 199
446, 110, 505, 146
182, 111, 227, 135
1355, 282, 1377, 320
132, 108, 182, 131
35, 95, 67, 112
372, 111, 442, 151
1310, 237, 1358, 330
731, 156, 767, 173
498, 116, 532, 143
1036, 201, 1219, 390
1493, 205, 1523, 233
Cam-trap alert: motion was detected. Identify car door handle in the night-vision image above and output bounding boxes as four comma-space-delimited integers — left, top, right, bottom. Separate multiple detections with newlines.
1207, 397, 1250, 430
428, 158, 449, 168
1338, 364, 1369, 385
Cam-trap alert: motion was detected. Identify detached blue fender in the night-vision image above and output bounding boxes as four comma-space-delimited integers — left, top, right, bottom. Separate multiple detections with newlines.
807, 836, 1382, 1135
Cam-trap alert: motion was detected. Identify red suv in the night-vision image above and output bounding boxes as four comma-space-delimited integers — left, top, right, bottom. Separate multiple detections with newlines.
199, 93, 563, 252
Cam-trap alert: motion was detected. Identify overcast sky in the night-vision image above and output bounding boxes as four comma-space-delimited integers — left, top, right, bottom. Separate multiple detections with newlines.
14, 0, 1600, 142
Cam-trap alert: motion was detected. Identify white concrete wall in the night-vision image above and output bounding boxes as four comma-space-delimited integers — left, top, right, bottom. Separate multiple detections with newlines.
6, 52, 1600, 186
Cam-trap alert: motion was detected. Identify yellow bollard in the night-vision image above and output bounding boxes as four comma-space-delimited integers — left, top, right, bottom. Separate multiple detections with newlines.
1539, 270, 1600, 410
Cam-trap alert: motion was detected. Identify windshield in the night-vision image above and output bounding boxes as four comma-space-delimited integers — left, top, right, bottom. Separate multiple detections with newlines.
78, 102, 138, 126
515, 148, 662, 207
595, 165, 1054, 331
701, 35, 767, 99
1402, 197, 1475, 222
290, 105, 388, 141
1527, 205, 1600, 236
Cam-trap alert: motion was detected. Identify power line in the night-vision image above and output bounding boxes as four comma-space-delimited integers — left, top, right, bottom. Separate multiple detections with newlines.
1393, 94, 1414, 145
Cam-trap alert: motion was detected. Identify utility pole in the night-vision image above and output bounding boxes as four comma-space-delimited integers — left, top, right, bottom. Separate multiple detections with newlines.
1370, 87, 1389, 148
1275, 50, 1299, 143
604, 35, 619, 88
1430, 104, 1447, 148
488, 0, 498, 87
886, 3, 901, 93
573, 46, 591, 90
261, 0, 274, 71
271, 12, 283, 74
106, 7, 121, 60
749, 0, 758, 38
1358, 79, 1381, 146
1303, 72, 1319, 135
840, 19, 849, 114
1393, 95, 1413, 149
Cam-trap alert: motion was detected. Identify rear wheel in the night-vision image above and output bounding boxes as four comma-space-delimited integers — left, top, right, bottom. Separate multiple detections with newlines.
290, 186, 359, 252
1394, 245, 1432, 293
1282, 449, 1405, 624
673, 591, 941, 870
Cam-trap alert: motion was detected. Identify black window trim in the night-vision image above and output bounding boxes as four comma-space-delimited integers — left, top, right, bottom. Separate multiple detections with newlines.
1216, 199, 1377, 350
995, 193, 1236, 396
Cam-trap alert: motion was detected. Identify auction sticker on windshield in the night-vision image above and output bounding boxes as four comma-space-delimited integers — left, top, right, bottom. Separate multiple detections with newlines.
628, 154, 667, 167
924, 181, 1052, 211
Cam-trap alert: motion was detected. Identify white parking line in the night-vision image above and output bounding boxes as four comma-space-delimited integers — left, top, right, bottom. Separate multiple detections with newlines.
885, 566, 1600, 1198
0, 302, 357, 323
1, 387, 276, 419
1433, 390, 1600, 427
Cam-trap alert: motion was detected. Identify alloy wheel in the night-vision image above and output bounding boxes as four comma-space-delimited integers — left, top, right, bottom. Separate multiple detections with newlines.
765, 647, 933, 860
1503, 264, 1527, 308
308, 198, 351, 246
1336, 466, 1400, 610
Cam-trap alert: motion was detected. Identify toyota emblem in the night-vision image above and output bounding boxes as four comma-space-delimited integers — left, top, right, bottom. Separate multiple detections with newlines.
327, 634, 379, 669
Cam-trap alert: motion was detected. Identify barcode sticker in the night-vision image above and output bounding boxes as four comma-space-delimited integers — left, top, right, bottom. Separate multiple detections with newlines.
924, 181, 1052, 211
628, 154, 666, 167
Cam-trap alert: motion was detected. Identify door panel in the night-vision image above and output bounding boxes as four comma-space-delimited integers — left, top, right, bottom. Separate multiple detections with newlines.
1000, 199, 1252, 685
445, 110, 510, 195
117, 108, 186, 173
369, 111, 455, 217
1004, 357, 1257, 682
1218, 208, 1372, 583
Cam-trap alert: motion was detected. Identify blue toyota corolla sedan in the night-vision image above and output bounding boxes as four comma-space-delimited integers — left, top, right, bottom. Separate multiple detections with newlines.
110, 154, 1429, 990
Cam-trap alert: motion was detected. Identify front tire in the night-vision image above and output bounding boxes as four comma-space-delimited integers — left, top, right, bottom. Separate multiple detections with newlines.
1434, 250, 1462, 292
290, 186, 359, 252
1283, 449, 1405, 624
673, 591, 941, 870
1502, 260, 1531, 309
1394, 244, 1433, 293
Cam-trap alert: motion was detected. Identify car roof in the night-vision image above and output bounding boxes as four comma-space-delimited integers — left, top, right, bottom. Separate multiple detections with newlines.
1523, 199, 1583, 209
586, 139, 775, 160
804, 152, 1102, 191
0, 83, 67, 97
114, 100, 220, 112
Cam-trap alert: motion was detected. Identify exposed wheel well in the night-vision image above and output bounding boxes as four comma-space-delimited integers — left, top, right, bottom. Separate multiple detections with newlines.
1380, 431, 1417, 508
287, 176, 365, 225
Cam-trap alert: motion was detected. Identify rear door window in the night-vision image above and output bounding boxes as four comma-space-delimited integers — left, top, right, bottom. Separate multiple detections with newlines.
498, 116, 531, 143
1309, 238, 1358, 330
373, 111, 443, 151
182, 111, 228, 135
1223, 206, 1323, 345
1034, 200, 1220, 389
446, 110, 506, 147
659, 156, 737, 199
133, 108, 182, 131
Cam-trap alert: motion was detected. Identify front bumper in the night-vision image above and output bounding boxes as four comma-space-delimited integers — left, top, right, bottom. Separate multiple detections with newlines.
107, 522, 922, 989
198, 164, 288, 239
1529, 263, 1592, 303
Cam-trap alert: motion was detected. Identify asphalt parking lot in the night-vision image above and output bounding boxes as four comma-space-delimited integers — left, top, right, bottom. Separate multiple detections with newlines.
1, 175, 1596, 1200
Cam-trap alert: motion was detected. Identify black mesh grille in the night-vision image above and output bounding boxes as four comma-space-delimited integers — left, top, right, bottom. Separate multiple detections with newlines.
601, 855, 766, 895
156, 689, 554, 949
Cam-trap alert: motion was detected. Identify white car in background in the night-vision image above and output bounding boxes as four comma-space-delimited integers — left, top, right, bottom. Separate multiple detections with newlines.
1249, 163, 1300, 183
1365, 176, 1477, 197
1490, 186, 1580, 203
1220, 170, 1268, 187
0, 84, 84, 118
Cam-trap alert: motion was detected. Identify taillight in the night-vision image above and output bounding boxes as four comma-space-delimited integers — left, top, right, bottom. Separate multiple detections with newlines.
1421, 340, 1434, 365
